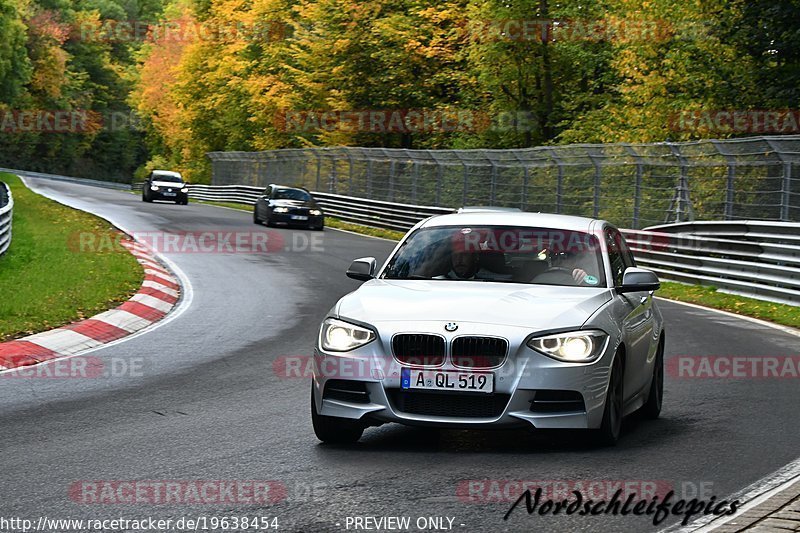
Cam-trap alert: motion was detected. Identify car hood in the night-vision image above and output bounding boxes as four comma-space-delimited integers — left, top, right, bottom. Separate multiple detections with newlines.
335, 279, 612, 329
152, 181, 185, 188
271, 199, 317, 208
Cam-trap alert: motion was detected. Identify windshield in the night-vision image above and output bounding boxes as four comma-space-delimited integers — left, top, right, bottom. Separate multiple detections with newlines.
381, 225, 606, 287
152, 174, 182, 183
274, 188, 311, 201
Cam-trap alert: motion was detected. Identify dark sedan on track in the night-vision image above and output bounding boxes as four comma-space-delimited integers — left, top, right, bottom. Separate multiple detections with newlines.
141, 170, 189, 205
253, 184, 324, 230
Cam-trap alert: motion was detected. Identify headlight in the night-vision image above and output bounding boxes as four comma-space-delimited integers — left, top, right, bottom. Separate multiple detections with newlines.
319, 318, 375, 352
273, 207, 289, 213
527, 330, 609, 363
309, 209, 322, 216
180, 187, 188, 193
150, 185, 159, 191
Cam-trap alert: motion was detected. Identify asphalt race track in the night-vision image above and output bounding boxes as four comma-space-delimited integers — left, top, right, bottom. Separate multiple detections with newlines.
0, 177, 798, 533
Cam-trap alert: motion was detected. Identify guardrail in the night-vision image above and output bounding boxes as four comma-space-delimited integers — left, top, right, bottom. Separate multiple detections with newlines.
0, 168, 131, 190
622, 223, 800, 305
0, 182, 13, 257
134, 183, 454, 231
41, 174, 800, 305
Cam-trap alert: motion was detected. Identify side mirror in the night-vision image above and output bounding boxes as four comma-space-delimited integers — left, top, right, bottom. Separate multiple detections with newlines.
618, 267, 660, 294
347, 257, 377, 281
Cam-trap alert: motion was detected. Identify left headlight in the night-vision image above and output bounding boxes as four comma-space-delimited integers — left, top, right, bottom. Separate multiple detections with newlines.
319, 318, 376, 352
180, 187, 189, 193
527, 330, 609, 363
309, 209, 322, 216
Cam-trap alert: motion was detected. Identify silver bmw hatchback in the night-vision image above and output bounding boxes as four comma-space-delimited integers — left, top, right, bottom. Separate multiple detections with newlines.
311, 212, 665, 446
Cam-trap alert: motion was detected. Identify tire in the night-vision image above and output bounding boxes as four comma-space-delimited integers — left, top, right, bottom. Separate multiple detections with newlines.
594, 352, 624, 446
641, 338, 664, 420
253, 209, 261, 225
142, 193, 151, 203
311, 385, 364, 444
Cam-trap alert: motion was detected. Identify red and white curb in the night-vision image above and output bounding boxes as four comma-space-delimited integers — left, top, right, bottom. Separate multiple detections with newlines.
0, 239, 180, 370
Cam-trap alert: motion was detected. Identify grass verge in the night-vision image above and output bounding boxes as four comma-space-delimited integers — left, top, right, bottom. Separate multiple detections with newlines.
186, 197, 800, 330
0, 173, 143, 341
657, 281, 799, 329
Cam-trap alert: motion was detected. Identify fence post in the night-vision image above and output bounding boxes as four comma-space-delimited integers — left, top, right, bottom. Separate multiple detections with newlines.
589, 154, 601, 219
462, 163, 468, 207
329, 155, 336, 194
521, 166, 529, 210
435, 165, 442, 206
782, 162, 792, 222
725, 164, 736, 220
389, 160, 396, 202
314, 152, 321, 191
348, 152, 354, 196
366, 159, 373, 199
490, 161, 497, 206
412, 161, 419, 204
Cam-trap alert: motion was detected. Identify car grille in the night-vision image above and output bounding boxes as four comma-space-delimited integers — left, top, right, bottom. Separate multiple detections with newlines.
451, 336, 508, 368
393, 334, 445, 366
389, 390, 510, 418
529, 390, 585, 413
323, 380, 370, 404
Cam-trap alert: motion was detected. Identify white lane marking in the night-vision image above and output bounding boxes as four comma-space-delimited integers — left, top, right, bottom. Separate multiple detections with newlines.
655, 297, 800, 338
660, 456, 800, 532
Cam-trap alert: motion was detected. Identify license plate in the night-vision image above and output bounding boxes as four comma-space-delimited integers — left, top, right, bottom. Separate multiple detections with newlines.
401, 369, 494, 393
163, 192, 176, 197
291, 215, 308, 220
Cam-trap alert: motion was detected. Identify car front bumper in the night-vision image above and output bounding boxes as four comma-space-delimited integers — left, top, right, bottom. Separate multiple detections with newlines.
149, 190, 187, 202
312, 320, 617, 431
269, 213, 324, 227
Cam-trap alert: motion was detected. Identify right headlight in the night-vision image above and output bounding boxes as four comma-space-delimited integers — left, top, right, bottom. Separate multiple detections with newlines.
527, 330, 609, 363
150, 185, 159, 191
273, 207, 289, 213
319, 318, 376, 352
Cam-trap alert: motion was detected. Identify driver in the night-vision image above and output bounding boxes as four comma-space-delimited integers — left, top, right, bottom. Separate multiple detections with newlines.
435, 230, 484, 280
532, 247, 599, 286
552, 250, 590, 283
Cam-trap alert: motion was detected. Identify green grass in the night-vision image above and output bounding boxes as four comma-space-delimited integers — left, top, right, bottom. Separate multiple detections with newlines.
658, 281, 800, 329
0, 173, 143, 341
324, 218, 406, 240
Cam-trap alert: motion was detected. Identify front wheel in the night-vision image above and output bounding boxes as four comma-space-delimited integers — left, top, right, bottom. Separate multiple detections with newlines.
641, 338, 664, 419
311, 385, 364, 444
594, 353, 624, 446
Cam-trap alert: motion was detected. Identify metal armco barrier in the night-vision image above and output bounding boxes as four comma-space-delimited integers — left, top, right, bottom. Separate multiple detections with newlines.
41, 174, 800, 305
0, 182, 13, 257
622, 222, 800, 305
0, 168, 131, 190
135, 183, 454, 231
